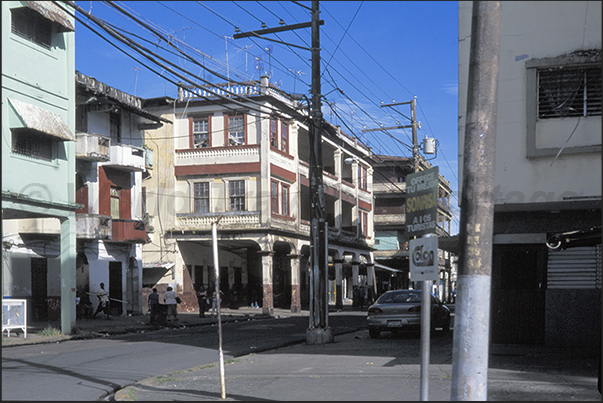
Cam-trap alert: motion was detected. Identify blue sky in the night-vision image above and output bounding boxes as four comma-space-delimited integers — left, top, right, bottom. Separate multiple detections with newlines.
72, 1, 460, 234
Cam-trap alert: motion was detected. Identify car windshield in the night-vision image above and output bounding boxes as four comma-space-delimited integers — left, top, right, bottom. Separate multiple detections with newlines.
377, 291, 421, 304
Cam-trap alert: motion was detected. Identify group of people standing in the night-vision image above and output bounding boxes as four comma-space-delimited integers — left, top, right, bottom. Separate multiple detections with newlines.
148, 286, 181, 324
196, 285, 223, 318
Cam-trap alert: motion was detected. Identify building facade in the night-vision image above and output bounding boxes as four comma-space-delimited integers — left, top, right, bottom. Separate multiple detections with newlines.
142, 76, 377, 314
370, 154, 455, 300
74, 72, 167, 317
458, 1, 601, 348
2, 1, 78, 334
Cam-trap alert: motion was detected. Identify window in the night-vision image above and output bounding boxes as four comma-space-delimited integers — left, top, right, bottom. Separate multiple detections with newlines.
281, 121, 289, 153
227, 115, 246, 146
194, 182, 210, 213
11, 7, 52, 49
110, 187, 121, 219
526, 52, 601, 158
110, 111, 121, 143
358, 165, 368, 190
282, 184, 290, 216
11, 129, 53, 161
229, 180, 245, 211
191, 116, 210, 148
271, 181, 279, 214
538, 66, 601, 118
359, 210, 368, 236
270, 118, 278, 148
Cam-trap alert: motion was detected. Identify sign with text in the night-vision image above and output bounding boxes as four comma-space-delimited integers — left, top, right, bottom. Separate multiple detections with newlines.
409, 236, 439, 281
406, 166, 439, 236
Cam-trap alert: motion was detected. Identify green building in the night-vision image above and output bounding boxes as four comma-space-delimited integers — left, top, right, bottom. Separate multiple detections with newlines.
2, 1, 78, 335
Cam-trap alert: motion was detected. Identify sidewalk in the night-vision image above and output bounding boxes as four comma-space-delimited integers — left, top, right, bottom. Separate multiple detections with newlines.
2, 305, 289, 347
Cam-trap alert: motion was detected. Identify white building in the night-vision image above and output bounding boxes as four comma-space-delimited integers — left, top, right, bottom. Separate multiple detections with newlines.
74, 72, 168, 317
458, 1, 601, 348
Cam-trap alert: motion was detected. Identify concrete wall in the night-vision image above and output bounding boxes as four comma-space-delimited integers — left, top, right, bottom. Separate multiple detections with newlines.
458, 1, 602, 203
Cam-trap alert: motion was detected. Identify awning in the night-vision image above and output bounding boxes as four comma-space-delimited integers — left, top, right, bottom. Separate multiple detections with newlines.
25, 1, 75, 32
374, 263, 403, 273
9, 98, 75, 141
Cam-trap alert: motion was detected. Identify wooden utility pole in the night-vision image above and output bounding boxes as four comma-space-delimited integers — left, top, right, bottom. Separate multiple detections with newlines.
451, 1, 502, 400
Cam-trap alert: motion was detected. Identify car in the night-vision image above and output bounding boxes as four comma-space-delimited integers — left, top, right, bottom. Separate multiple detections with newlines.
366, 289, 451, 338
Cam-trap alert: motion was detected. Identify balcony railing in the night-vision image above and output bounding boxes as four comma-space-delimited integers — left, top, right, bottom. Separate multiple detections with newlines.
76, 214, 111, 239
176, 212, 261, 231
104, 144, 146, 172
109, 219, 147, 243
175, 145, 260, 166
76, 132, 110, 162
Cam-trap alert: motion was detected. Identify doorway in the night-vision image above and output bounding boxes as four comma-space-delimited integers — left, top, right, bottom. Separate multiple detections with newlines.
109, 261, 123, 316
31, 258, 48, 321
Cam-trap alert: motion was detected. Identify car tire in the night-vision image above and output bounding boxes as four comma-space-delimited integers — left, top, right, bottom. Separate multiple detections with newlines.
369, 328, 380, 339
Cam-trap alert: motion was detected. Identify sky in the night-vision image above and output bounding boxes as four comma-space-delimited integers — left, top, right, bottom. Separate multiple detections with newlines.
70, 1, 460, 234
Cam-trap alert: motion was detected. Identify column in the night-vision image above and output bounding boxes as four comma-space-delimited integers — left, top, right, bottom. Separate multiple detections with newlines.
334, 259, 343, 310
289, 254, 302, 313
60, 216, 76, 335
259, 251, 274, 316
351, 261, 360, 286
366, 262, 375, 304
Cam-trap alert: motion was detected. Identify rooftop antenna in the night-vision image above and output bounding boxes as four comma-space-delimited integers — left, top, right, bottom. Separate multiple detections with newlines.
237, 45, 254, 80
287, 68, 307, 93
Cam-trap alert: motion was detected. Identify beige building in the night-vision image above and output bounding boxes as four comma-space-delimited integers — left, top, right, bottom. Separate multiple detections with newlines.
141, 76, 377, 314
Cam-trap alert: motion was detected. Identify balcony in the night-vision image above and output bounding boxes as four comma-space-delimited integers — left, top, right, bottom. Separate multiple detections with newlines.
109, 219, 147, 243
76, 214, 111, 239
104, 143, 146, 172
175, 145, 260, 167
373, 181, 406, 194
374, 213, 406, 226
76, 132, 110, 162
176, 212, 261, 232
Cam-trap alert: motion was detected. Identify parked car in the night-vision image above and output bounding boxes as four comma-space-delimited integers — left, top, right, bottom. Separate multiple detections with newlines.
366, 289, 451, 338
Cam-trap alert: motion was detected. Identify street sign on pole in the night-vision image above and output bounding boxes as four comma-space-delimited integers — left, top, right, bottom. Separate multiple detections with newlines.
409, 236, 439, 281
406, 166, 439, 237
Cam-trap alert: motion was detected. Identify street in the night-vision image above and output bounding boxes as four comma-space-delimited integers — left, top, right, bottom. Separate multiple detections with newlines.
2, 311, 373, 400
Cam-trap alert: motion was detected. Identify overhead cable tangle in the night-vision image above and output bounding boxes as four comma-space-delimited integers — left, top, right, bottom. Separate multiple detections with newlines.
66, 1, 294, 120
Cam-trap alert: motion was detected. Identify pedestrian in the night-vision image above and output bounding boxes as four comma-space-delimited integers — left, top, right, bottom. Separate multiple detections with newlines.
148, 287, 160, 323
163, 286, 180, 321
211, 288, 223, 317
358, 283, 367, 309
93, 282, 111, 320
196, 285, 208, 318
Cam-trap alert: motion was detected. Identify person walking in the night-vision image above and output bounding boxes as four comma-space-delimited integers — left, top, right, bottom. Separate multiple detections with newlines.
148, 288, 160, 324
196, 285, 208, 318
93, 282, 110, 320
163, 286, 180, 321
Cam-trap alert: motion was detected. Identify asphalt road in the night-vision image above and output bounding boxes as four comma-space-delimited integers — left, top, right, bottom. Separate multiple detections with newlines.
2, 311, 370, 401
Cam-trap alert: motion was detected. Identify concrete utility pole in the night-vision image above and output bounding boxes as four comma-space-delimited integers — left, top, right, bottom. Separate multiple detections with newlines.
451, 1, 502, 400
232, 0, 330, 344
306, 0, 332, 344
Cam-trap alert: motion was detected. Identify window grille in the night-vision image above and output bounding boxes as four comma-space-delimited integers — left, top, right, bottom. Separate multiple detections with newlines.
229, 180, 245, 211
194, 182, 209, 213
11, 7, 52, 49
11, 129, 53, 161
538, 66, 602, 118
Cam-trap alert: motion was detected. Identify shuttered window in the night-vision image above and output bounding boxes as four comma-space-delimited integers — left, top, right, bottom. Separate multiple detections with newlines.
547, 245, 601, 289
11, 7, 52, 50
538, 66, 602, 118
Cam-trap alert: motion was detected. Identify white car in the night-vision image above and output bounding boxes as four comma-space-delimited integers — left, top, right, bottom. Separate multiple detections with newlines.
366, 289, 451, 338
